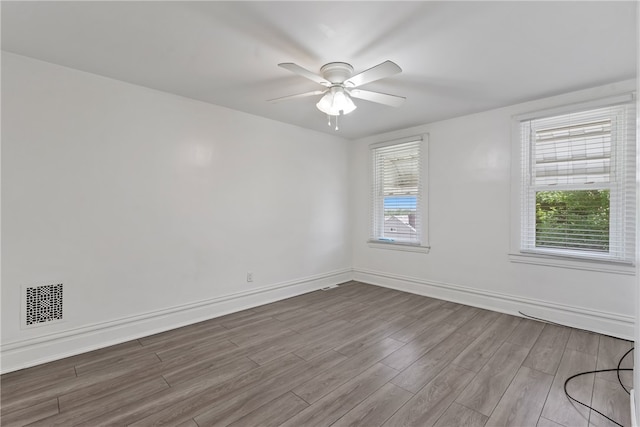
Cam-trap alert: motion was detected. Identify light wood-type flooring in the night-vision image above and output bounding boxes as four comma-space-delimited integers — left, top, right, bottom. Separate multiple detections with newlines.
1, 281, 634, 427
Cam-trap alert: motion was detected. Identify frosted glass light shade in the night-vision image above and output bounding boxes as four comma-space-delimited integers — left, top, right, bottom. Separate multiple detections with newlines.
316, 87, 357, 116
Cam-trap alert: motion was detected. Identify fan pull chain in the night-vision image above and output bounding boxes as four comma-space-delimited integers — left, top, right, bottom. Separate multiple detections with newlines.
325, 115, 340, 131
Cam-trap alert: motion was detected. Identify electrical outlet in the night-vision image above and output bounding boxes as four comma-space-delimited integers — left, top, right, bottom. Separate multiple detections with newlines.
246, 272, 253, 282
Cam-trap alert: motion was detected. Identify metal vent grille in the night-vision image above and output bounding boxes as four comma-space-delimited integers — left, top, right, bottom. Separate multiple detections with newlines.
25, 283, 63, 326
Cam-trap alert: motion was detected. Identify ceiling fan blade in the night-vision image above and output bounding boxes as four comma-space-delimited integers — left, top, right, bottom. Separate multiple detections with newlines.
267, 90, 326, 103
349, 89, 406, 107
345, 60, 402, 87
278, 63, 331, 86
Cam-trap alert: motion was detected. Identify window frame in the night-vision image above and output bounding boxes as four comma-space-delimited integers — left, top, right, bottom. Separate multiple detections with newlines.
510, 93, 636, 273
368, 134, 430, 253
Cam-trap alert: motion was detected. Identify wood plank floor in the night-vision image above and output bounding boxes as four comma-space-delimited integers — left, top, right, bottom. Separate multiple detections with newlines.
1, 281, 633, 427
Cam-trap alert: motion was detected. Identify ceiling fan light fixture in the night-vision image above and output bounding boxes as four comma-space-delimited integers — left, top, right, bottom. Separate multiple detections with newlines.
316, 87, 357, 116
274, 60, 404, 131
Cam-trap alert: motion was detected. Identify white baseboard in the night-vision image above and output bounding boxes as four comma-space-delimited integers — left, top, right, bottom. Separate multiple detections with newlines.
353, 268, 634, 340
0, 269, 352, 374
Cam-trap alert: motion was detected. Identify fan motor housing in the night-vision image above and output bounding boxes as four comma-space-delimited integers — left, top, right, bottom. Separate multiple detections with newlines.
320, 62, 354, 84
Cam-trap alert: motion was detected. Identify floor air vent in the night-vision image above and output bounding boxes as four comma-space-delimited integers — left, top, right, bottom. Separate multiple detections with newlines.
320, 284, 339, 291
24, 283, 64, 327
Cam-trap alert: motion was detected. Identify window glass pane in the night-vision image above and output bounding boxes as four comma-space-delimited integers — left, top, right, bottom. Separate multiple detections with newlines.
534, 118, 611, 186
535, 190, 610, 252
371, 138, 423, 245
520, 101, 635, 262
383, 195, 417, 242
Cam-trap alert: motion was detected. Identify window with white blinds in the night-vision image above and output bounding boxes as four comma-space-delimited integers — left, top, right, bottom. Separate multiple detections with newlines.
371, 138, 423, 245
520, 100, 636, 263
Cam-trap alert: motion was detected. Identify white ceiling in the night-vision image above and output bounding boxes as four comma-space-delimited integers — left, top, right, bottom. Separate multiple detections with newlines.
2, 1, 637, 140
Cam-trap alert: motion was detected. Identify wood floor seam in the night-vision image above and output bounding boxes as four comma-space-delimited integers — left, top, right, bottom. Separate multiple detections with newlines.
387, 380, 417, 396
474, 358, 523, 422
290, 389, 313, 405
537, 342, 568, 427
430, 397, 463, 427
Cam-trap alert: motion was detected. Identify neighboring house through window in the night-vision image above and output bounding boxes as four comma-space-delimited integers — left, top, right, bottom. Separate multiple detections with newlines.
518, 96, 636, 264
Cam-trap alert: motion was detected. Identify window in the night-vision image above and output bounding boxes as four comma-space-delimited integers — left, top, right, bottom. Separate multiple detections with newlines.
519, 99, 636, 263
370, 136, 426, 250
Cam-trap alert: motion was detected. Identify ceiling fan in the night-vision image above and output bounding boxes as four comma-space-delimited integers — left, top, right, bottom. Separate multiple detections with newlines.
269, 60, 405, 130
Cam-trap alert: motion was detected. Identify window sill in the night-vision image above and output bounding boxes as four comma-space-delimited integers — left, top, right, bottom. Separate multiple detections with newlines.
367, 240, 430, 253
508, 252, 636, 275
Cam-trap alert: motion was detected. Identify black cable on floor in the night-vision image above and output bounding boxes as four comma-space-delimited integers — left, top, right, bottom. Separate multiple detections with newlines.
563, 348, 634, 427
518, 311, 634, 426
618, 347, 633, 395
518, 311, 633, 343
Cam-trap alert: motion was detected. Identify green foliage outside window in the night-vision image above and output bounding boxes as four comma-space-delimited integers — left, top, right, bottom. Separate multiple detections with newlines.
536, 190, 610, 252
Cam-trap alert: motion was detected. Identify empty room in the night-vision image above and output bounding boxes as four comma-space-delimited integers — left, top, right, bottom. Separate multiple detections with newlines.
1, 1, 639, 426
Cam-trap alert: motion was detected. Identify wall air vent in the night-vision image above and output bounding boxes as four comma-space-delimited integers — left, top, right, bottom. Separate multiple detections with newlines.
24, 283, 63, 327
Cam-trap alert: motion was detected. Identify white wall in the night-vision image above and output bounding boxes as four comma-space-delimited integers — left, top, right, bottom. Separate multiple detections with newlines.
351, 80, 637, 339
1, 52, 351, 372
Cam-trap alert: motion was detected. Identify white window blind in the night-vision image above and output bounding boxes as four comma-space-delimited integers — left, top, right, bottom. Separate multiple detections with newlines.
520, 100, 636, 263
371, 138, 422, 245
